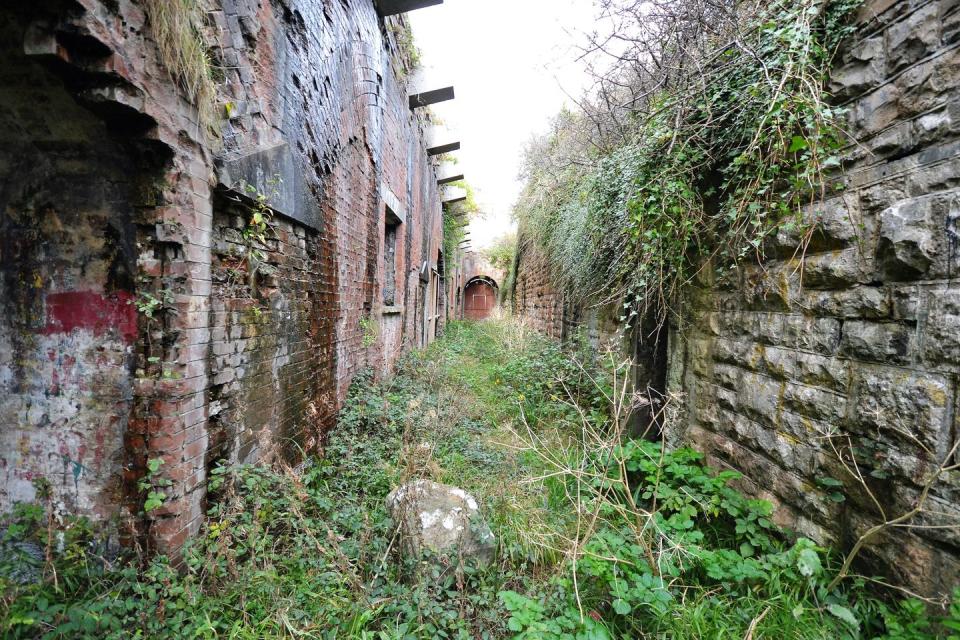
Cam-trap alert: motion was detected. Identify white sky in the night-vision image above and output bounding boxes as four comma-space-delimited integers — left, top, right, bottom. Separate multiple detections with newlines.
409, 0, 599, 249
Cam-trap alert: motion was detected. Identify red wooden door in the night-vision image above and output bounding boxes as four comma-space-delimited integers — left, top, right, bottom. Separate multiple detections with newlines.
464, 281, 496, 320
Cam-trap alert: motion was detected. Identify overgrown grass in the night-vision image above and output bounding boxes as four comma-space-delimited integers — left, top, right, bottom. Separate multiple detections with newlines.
144, 0, 219, 139
2, 319, 958, 638
515, 0, 862, 328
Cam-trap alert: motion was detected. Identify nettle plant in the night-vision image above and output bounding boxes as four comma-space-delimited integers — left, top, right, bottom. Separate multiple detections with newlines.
515, 0, 861, 328
497, 346, 960, 639
240, 177, 280, 285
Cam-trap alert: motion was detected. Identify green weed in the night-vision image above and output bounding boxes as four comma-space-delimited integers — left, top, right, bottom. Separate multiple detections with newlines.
1, 320, 956, 638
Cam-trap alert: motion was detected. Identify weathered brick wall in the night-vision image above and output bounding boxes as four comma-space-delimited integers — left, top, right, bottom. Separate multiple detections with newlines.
512, 240, 568, 338
667, 0, 960, 597
0, 0, 445, 554
512, 240, 620, 344
461, 251, 506, 289
458, 251, 504, 320
0, 8, 142, 524
208, 198, 327, 466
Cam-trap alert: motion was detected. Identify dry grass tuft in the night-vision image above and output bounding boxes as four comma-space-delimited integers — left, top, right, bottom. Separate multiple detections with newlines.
143, 0, 219, 139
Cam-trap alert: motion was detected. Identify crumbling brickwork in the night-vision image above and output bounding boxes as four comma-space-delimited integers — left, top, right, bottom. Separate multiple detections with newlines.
0, 0, 446, 555
513, 0, 960, 598
0, 8, 143, 523
512, 242, 568, 338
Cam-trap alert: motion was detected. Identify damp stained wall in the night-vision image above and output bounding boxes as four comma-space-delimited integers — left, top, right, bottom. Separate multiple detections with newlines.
0, 0, 447, 555
667, 0, 960, 598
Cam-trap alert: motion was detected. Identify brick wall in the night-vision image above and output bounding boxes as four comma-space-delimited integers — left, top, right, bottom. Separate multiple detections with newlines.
457, 251, 504, 320
0, 8, 142, 523
513, 240, 568, 339
0, 0, 445, 555
461, 251, 506, 289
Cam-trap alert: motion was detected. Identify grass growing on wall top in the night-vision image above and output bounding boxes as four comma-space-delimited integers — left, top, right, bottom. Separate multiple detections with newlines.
514, 0, 862, 329
144, 0, 219, 139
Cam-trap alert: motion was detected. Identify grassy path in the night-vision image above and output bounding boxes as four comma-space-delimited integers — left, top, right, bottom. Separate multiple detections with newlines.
3, 320, 955, 639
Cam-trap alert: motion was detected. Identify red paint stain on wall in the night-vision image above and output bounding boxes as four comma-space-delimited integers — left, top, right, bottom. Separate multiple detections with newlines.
41, 291, 137, 342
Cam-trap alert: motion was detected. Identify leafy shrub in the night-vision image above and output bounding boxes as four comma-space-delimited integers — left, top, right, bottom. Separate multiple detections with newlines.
514, 0, 863, 328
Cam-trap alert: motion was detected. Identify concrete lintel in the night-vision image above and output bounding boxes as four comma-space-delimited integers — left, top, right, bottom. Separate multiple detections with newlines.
427, 141, 460, 156
442, 185, 467, 203
376, 0, 443, 17
409, 86, 454, 109
437, 173, 464, 185
379, 182, 406, 223
436, 158, 463, 184
217, 142, 319, 230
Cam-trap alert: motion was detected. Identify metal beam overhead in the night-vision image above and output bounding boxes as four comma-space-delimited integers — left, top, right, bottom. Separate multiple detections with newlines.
409, 86, 455, 109
376, 0, 443, 17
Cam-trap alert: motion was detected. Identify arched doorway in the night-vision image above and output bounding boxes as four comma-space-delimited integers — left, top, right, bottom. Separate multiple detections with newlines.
463, 276, 498, 320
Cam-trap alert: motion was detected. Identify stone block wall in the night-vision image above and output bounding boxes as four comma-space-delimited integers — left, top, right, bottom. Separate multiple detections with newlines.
667, 0, 960, 598
511, 0, 960, 598
0, 0, 446, 555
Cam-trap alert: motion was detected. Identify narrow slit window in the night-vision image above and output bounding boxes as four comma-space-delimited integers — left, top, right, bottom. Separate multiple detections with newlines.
383, 206, 401, 306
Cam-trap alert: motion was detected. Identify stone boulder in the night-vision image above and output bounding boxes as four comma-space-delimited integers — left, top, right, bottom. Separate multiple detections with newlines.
386, 479, 496, 565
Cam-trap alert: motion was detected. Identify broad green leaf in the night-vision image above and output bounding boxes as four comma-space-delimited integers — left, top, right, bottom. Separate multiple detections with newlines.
797, 548, 821, 577
827, 604, 860, 629
789, 136, 808, 152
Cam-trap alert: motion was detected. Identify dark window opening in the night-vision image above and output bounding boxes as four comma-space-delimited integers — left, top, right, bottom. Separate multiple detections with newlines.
383, 206, 401, 305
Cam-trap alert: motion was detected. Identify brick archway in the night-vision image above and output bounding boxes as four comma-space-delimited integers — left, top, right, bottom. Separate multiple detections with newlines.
463, 276, 498, 320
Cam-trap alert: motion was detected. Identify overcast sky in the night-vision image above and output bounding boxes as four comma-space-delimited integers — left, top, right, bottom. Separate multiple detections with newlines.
408, 0, 599, 249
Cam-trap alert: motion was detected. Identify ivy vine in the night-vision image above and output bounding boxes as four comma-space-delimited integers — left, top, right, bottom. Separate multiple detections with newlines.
515, 0, 862, 328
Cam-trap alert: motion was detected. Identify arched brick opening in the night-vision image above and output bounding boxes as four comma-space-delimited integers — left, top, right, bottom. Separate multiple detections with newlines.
463, 276, 498, 321
0, 5, 175, 541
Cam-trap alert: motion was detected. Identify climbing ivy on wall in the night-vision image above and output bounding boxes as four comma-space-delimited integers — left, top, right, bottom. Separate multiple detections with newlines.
442, 180, 480, 277
515, 0, 861, 328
